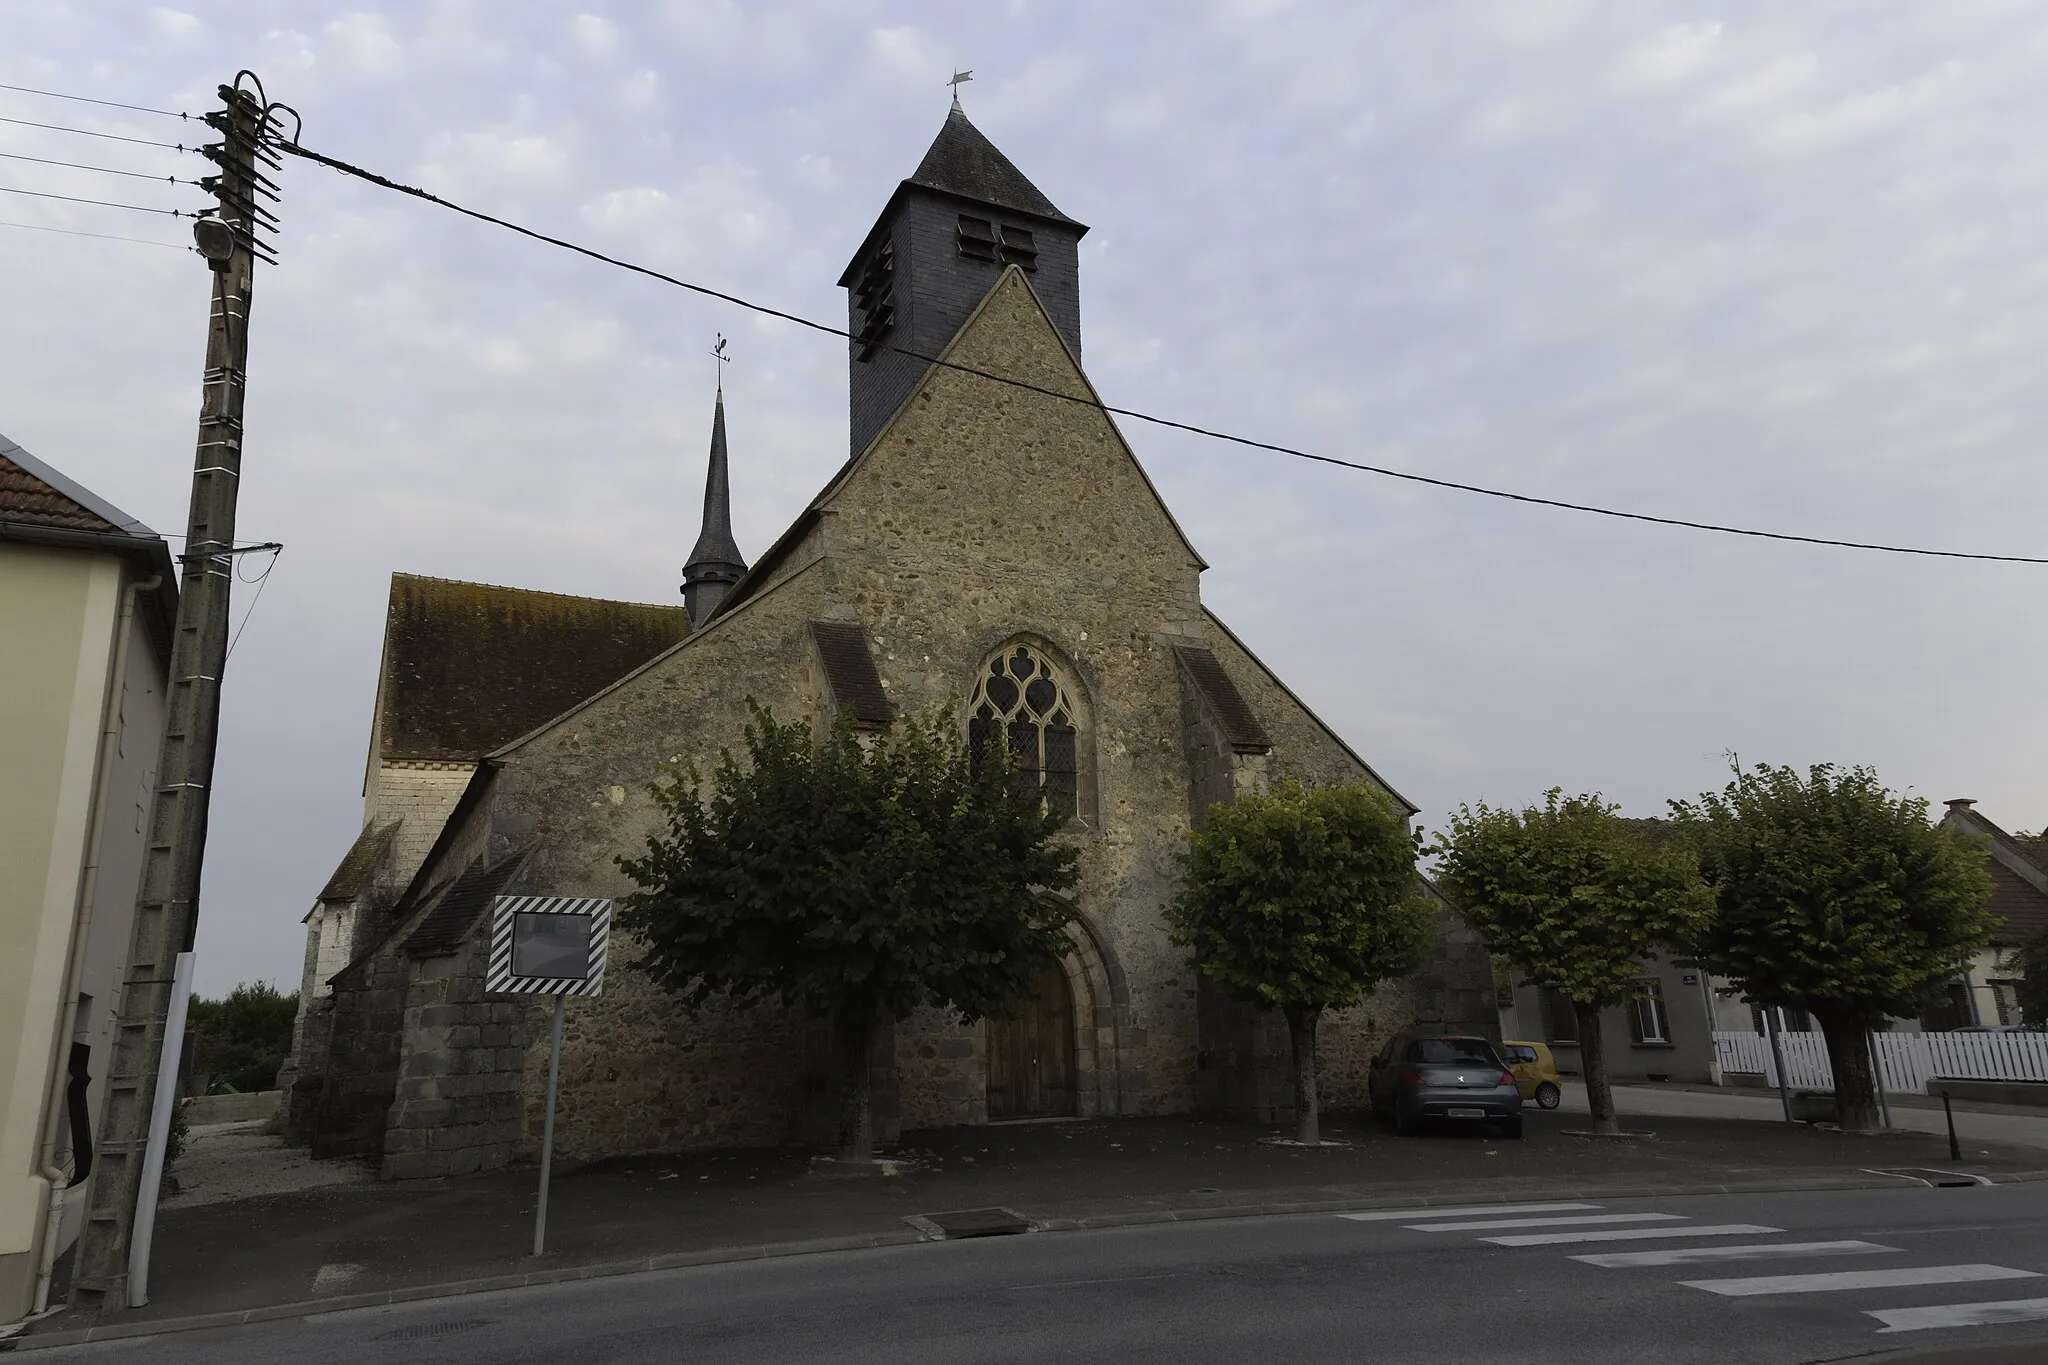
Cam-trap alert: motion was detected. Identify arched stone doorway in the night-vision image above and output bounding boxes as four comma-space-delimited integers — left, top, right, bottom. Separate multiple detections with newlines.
986, 961, 1077, 1118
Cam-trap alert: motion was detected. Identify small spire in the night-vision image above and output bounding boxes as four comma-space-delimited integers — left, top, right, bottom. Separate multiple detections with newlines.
681, 342, 747, 628
948, 68, 972, 112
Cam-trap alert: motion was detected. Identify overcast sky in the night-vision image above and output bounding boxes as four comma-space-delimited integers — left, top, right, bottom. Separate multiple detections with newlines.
7, 2, 2048, 996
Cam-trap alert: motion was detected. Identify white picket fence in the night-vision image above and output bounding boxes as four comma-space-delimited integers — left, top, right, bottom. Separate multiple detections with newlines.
1714, 1029, 2048, 1095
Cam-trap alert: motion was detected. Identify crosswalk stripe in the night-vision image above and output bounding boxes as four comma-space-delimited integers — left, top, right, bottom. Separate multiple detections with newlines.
1680, 1264, 2040, 1297
1336, 1202, 1600, 1222
1484, 1223, 1781, 1247
1871, 1296, 2048, 1334
1573, 1241, 1899, 1269
1407, 1213, 1685, 1233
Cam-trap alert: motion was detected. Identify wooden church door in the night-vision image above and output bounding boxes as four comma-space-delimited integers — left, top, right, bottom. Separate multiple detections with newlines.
986, 961, 1077, 1119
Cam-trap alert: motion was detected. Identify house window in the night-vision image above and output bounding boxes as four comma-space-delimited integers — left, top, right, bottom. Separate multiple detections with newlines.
1629, 978, 1670, 1044
956, 216, 1038, 271
969, 644, 1078, 820
1541, 987, 1579, 1044
852, 242, 895, 361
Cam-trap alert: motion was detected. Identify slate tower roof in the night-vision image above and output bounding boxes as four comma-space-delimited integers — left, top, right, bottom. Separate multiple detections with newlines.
681, 384, 747, 627
837, 102, 1088, 458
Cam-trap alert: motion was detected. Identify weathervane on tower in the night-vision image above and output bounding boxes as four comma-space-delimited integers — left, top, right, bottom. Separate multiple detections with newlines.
949, 69, 972, 110
711, 332, 729, 394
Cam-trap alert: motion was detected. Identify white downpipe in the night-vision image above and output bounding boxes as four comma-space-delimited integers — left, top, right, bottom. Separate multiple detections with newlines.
126, 950, 193, 1308
29, 1167, 68, 1316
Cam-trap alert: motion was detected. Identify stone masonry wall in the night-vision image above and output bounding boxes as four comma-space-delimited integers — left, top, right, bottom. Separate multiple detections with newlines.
380, 935, 528, 1181
307, 945, 409, 1160
367, 762, 475, 887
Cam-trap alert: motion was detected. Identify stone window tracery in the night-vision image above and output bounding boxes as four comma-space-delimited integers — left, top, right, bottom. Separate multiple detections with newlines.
969, 644, 1079, 820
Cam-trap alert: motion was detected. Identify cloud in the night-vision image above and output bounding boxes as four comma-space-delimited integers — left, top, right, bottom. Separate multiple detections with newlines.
150, 8, 199, 37
322, 11, 402, 76
10, 1, 2048, 999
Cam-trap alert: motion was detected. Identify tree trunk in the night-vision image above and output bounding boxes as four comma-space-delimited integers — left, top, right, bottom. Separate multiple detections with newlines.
1284, 1005, 1321, 1145
1813, 1004, 1883, 1133
837, 1011, 875, 1160
1574, 1001, 1619, 1135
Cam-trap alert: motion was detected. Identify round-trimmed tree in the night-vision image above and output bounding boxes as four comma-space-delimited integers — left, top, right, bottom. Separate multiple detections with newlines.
1671, 764, 1994, 1132
1166, 781, 1436, 1145
1431, 791, 1715, 1136
618, 706, 1079, 1159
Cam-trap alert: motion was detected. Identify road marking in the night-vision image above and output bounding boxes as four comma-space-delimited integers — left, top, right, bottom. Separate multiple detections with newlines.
310, 1262, 366, 1293
1574, 1241, 1900, 1269
1485, 1223, 1782, 1247
1336, 1202, 1600, 1222
1871, 1296, 2048, 1334
1408, 1213, 1685, 1232
1680, 1264, 2040, 1297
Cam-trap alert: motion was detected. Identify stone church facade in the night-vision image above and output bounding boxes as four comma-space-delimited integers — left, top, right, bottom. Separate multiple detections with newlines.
289, 103, 1494, 1179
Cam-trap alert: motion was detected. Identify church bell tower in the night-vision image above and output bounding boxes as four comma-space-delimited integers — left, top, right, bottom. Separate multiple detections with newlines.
681, 379, 747, 627
837, 97, 1088, 459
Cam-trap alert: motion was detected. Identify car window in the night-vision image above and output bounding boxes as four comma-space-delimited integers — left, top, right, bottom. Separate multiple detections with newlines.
1414, 1038, 1502, 1065
1504, 1045, 1537, 1064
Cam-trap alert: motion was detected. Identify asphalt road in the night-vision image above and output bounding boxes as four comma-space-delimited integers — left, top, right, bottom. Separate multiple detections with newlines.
29, 1184, 2048, 1364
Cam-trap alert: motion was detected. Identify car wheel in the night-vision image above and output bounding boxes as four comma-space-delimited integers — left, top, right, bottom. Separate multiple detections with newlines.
1500, 1115, 1524, 1140
1395, 1103, 1421, 1137
1535, 1082, 1561, 1110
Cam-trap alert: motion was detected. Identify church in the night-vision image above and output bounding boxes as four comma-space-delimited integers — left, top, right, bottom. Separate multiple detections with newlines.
284, 99, 1495, 1178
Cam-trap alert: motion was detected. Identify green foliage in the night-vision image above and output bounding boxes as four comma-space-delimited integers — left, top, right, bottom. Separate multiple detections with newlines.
1670, 764, 1994, 1023
185, 981, 298, 1095
618, 706, 1081, 1028
2012, 933, 2048, 1027
1430, 791, 1716, 1008
1165, 782, 1435, 1012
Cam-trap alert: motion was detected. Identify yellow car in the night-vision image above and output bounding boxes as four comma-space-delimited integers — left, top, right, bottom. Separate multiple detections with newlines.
1501, 1041, 1562, 1110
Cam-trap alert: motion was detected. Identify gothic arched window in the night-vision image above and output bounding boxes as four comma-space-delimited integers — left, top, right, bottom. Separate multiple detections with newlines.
969, 644, 1079, 820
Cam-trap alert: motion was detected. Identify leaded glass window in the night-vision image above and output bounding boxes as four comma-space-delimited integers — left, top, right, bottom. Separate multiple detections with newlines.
969, 644, 1078, 819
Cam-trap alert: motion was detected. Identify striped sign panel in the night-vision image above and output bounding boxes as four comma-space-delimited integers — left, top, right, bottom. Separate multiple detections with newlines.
487, 896, 612, 998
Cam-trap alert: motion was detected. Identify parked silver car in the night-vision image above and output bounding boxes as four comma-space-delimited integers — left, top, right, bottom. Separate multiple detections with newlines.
1368, 1033, 1524, 1138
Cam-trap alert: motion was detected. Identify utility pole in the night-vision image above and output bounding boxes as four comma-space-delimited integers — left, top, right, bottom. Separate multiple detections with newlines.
69, 75, 278, 1313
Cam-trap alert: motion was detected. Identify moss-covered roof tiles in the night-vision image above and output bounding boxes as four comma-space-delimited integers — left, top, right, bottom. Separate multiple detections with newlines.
379, 573, 689, 762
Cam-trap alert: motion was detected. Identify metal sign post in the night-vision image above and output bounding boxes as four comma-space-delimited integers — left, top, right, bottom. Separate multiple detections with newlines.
486, 896, 611, 1258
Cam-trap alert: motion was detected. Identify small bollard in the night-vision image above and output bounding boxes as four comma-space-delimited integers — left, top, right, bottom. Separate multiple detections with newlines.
1941, 1088, 1962, 1162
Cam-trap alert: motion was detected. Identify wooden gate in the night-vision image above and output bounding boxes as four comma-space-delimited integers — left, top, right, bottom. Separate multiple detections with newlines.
986, 961, 1076, 1119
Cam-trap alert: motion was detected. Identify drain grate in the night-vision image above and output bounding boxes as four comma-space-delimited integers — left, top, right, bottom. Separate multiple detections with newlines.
906, 1207, 1033, 1239
375, 1318, 493, 1341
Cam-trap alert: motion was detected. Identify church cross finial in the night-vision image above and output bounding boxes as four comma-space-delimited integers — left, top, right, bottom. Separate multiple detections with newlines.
948, 69, 972, 110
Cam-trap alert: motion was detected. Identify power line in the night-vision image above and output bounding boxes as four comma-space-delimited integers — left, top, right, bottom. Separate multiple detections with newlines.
0, 149, 201, 183
0, 81, 190, 120
0, 217, 187, 249
0, 184, 190, 215
275, 136, 2048, 568
0, 113, 197, 151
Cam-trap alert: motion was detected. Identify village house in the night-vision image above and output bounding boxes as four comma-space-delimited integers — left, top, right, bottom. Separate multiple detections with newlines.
0, 435, 175, 1321
285, 102, 1496, 1179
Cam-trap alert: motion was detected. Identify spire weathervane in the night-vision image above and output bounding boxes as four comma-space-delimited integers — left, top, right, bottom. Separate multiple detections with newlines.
948, 69, 972, 110
711, 332, 729, 394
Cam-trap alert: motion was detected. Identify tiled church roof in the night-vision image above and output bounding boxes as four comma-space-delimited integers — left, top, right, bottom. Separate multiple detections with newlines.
379, 574, 690, 762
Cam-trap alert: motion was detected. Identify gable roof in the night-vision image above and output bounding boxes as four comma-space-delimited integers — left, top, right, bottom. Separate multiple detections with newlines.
0, 430, 178, 658
0, 431, 158, 537
378, 574, 690, 762
316, 820, 401, 902
907, 106, 1080, 227
713, 266, 1205, 623
1939, 802, 2048, 943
